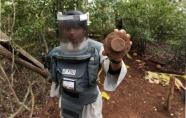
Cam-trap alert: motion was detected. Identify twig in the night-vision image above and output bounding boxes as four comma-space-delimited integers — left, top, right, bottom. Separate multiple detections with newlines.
41, 32, 49, 53
165, 76, 175, 111
9, 0, 16, 73
11, 48, 15, 72
29, 81, 35, 118
10, 71, 15, 87
0, 63, 9, 79
11, 0, 16, 36
0, 75, 5, 81
10, 84, 30, 118
10, 99, 14, 113
0, 64, 31, 111
0, 64, 19, 102
10, 0, 16, 71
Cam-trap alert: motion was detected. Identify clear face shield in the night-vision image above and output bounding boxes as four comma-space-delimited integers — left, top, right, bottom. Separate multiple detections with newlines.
57, 12, 89, 51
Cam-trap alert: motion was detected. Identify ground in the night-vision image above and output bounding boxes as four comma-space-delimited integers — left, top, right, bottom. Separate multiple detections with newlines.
0, 56, 185, 118
102, 56, 185, 118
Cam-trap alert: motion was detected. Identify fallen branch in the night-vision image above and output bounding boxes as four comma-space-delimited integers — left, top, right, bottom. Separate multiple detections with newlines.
41, 32, 49, 53
1, 27, 44, 69
165, 76, 175, 111
16, 46, 44, 69
0, 64, 31, 111
0, 62, 9, 79
0, 41, 45, 70
0, 75, 5, 81
10, 82, 31, 118
29, 81, 35, 118
0, 30, 48, 78
146, 58, 184, 75
0, 45, 48, 78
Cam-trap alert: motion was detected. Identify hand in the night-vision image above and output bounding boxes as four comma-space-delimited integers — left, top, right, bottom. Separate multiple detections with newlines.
102, 29, 132, 63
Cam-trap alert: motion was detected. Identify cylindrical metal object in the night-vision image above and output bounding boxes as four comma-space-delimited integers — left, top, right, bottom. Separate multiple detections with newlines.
103, 31, 131, 59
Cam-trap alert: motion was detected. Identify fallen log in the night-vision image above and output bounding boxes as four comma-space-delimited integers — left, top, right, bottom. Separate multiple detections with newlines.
0, 44, 48, 78
0, 41, 44, 70
0, 30, 49, 78
0, 30, 10, 42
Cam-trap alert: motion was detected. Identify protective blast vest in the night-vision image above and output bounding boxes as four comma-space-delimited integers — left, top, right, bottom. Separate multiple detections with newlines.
47, 39, 102, 118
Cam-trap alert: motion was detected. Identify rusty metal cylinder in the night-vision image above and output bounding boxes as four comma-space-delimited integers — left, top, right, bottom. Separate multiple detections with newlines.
103, 31, 131, 59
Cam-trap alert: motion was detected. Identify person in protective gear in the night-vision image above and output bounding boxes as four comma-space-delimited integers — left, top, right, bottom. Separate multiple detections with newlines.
46, 10, 131, 118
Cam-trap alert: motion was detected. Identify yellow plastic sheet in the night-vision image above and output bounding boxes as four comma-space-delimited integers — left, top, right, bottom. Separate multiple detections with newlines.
145, 71, 186, 89
101, 91, 110, 100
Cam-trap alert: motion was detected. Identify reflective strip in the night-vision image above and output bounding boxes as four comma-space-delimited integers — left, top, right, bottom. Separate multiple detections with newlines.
59, 16, 74, 21
57, 14, 88, 21
80, 14, 88, 21
62, 69, 76, 75
63, 79, 75, 90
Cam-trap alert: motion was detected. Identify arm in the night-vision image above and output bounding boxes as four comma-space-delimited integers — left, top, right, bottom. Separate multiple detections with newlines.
99, 47, 127, 91
100, 29, 131, 91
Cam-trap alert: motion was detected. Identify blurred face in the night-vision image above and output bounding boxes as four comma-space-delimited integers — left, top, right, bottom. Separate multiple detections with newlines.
63, 26, 86, 45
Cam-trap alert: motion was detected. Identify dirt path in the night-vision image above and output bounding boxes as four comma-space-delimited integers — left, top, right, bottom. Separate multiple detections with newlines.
102, 57, 185, 118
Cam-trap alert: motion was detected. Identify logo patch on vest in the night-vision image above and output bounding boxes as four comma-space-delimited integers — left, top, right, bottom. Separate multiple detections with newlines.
63, 77, 75, 90
62, 69, 76, 75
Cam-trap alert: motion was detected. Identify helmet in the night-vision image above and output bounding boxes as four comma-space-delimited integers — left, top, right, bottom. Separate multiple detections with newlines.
57, 10, 89, 51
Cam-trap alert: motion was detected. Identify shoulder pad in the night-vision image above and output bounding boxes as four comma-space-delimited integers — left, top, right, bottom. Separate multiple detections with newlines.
48, 46, 62, 57
87, 38, 103, 52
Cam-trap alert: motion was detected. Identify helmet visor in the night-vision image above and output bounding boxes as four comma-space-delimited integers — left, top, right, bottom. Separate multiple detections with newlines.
57, 13, 89, 51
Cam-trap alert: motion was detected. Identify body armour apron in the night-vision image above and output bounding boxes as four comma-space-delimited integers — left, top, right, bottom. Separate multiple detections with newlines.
52, 45, 100, 118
